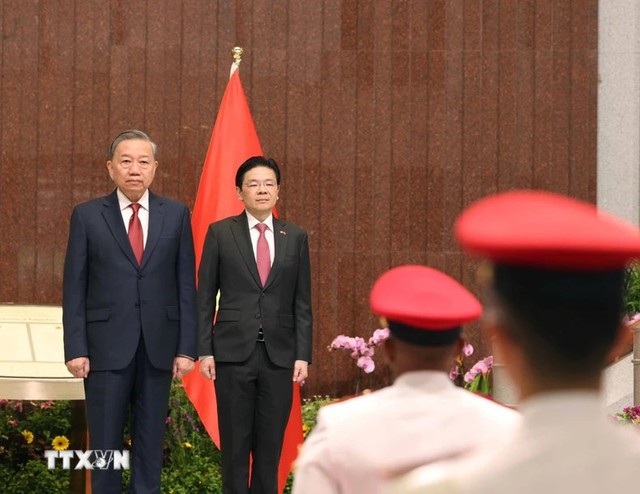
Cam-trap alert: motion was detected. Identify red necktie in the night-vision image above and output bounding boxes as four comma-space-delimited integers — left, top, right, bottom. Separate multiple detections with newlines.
128, 203, 144, 265
256, 223, 271, 286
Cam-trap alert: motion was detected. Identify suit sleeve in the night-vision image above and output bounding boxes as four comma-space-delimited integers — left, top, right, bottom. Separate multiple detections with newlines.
62, 207, 89, 362
197, 224, 220, 357
294, 232, 313, 363
176, 205, 198, 359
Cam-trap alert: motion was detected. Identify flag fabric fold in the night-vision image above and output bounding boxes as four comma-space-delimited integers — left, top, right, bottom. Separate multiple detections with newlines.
182, 64, 304, 493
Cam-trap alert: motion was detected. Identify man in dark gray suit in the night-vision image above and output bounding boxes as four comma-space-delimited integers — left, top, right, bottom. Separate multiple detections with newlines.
197, 156, 313, 494
63, 130, 198, 494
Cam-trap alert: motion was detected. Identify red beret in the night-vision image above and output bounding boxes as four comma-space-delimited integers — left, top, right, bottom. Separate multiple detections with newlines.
369, 265, 482, 330
456, 190, 640, 270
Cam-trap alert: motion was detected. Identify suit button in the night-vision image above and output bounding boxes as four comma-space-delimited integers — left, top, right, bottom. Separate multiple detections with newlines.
255, 313, 261, 319
135, 303, 140, 308
137, 274, 143, 280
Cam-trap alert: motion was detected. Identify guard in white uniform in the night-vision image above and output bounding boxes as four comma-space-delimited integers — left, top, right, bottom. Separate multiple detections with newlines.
392, 190, 640, 494
292, 265, 521, 494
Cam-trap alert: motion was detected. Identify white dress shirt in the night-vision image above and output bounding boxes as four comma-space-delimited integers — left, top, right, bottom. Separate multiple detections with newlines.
116, 188, 150, 247
246, 211, 275, 266
292, 371, 521, 494
392, 390, 640, 494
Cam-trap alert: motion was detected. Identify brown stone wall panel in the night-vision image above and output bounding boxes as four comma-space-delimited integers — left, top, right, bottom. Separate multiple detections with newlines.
340, 0, 358, 51
532, 48, 555, 191
515, 49, 535, 186
156, 0, 183, 200
108, 0, 147, 133
482, 0, 499, 51
463, 0, 482, 51
427, 0, 446, 50
216, 3, 240, 101
145, 0, 170, 193
194, 5, 219, 203
551, 48, 571, 195
252, 48, 287, 166
37, 0, 75, 304
371, 1, 393, 265
586, 0, 599, 50
251, 2, 287, 162
409, 51, 428, 254
311, 247, 340, 396
498, 0, 517, 50
178, 0, 207, 206
461, 52, 484, 206
72, 0, 104, 206
496, 1, 520, 192
570, 4, 598, 202
88, 3, 112, 200
391, 0, 410, 53
425, 52, 446, 256
445, 0, 463, 52
586, 49, 598, 202
478, 54, 499, 199
496, 49, 519, 191
410, 0, 428, 51
108, 47, 132, 139
442, 52, 463, 251
357, 1, 375, 51
534, 0, 554, 51
288, 0, 323, 232
553, 1, 572, 50
0, 2, 38, 302
390, 55, 412, 254
570, 0, 592, 51
336, 251, 356, 351
517, 0, 535, 50
569, 48, 596, 202
353, 49, 376, 328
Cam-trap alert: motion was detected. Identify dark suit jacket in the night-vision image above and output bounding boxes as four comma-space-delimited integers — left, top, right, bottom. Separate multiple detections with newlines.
63, 190, 197, 371
197, 213, 312, 368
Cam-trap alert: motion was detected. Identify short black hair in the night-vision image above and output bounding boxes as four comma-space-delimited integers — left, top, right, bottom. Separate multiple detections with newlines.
491, 264, 625, 381
235, 156, 281, 188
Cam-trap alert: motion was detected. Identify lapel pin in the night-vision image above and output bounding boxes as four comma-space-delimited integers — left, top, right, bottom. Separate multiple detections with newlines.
280, 230, 287, 235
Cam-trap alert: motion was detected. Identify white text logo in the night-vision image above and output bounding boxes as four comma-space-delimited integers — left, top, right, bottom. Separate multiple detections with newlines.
44, 450, 130, 470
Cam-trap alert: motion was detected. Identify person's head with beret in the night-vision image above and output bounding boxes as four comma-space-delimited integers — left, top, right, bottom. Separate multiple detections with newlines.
456, 190, 640, 398
370, 265, 482, 377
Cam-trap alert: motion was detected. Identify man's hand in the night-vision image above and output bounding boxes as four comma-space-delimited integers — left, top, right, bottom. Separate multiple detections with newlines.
292, 360, 308, 384
199, 357, 216, 381
66, 357, 90, 379
173, 356, 195, 380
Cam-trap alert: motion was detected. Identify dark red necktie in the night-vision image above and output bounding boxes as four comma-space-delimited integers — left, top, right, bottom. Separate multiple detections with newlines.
128, 203, 144, 265
256, 223, 271, 285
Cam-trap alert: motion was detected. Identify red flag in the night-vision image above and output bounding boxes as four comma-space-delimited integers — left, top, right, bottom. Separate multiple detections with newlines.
182, 64, 304, 493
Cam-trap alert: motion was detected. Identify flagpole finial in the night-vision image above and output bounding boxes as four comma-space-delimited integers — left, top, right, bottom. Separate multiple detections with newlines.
232, 46, 244, 66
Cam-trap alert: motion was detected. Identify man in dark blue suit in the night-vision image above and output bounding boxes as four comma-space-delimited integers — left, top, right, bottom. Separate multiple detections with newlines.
198, 156, 313, 494
63, 129, 198, 494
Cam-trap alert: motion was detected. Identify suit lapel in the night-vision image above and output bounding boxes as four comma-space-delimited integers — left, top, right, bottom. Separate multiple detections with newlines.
141, 191, 164, 270
265, 217, 288, 289
101, 191, 139, 268
231, 213, 262, 287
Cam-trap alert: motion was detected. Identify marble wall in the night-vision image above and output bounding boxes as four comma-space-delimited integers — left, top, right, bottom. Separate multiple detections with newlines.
0, 1, 598, 396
